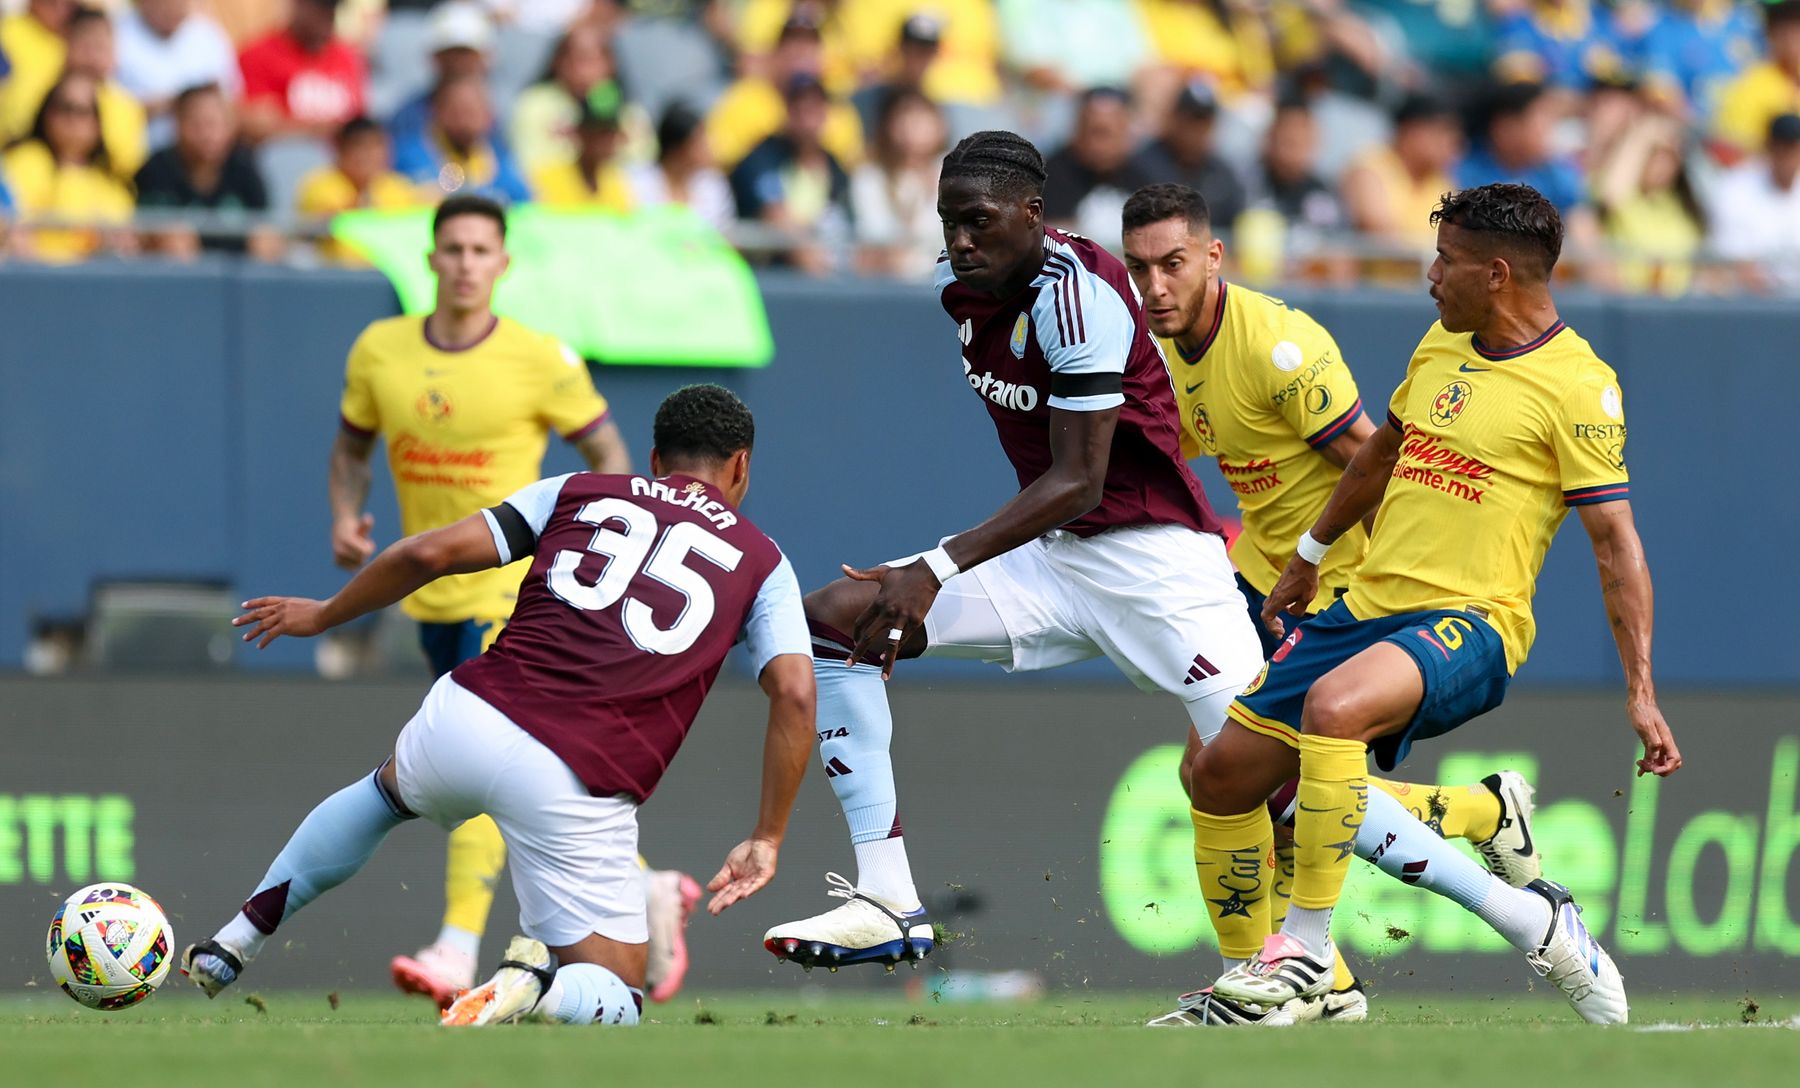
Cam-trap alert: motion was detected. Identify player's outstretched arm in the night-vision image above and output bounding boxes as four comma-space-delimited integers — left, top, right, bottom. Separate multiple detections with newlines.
234, 513, 504, 648
1260, 420, 1401, 635
845, 406, 1118, 673
328, 429, 378, 570
1578, 500, 1681, 777
708, 652, 816, 914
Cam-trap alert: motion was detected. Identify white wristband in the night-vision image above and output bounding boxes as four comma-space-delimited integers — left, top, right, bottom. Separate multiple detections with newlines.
920, 545, 960, 585
1296, 530, 1331, 566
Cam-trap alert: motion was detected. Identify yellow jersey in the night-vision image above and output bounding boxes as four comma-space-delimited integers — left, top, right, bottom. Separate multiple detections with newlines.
1346, 320, 1630, 673
1161, 282, 1368, 612
339, 315, 612, 623
1712, 61, 1800, 152
529, 160, 634, 212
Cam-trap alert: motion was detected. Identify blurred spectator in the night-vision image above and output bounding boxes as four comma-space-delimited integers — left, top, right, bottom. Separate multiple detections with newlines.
117, 0, 241, 148
628, 101, 734, 230
2, 73, 137, 261
851, 12, 939, 136
1139, 80, 1245, 233
510, 23, 653, 174
729, 73, 853, 274
733, 0, 859, 97
1713, 0, 1800, 155
851, 88, 947, 279
531, 96, 633, 210
1709, 112, 1800, 291
135, 83, 280, 259
60, 8, 150, 176
394, 73, 532, 202
1249, 95, 1343, 233
1492, 0, 1629, 92
998, 0, 1149, 96
869, 2, 1003, 113
387, 2, 495, 153
1349, 0, 1493, 98
1457, 82, 1588, 215
1340, 93, 1461, 246
297, 115, 419, 262
297, 116, 418, 219
237, 0, 368, 142
1595, 117, 1703, 295
1639, 0, 1762, 123
1135, 0, 1274, 102
1043, 86, 1156, 243
709, 10, 863, 170
0, 0, 76, 147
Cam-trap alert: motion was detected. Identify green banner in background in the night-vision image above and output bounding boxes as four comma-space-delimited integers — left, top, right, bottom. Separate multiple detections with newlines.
330, 206, 774, 368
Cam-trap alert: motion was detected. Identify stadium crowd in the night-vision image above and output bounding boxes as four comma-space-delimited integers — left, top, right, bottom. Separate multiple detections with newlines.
0, 0, 1798, 292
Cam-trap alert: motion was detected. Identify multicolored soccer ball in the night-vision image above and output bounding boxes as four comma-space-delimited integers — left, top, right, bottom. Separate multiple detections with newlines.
46, 883, 174, 1010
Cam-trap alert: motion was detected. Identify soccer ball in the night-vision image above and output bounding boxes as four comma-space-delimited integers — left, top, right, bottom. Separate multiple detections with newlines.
46, 882, 174, 1011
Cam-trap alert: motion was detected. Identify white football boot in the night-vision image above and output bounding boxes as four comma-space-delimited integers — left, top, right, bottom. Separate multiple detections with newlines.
1212, 933, 1337, 1006
180, 939, 246, 999
1472, 771, 1542, 887
1524, 879, 1628, 1024
644, 869, 701, 1003
1146, 986, 1280, 1027
440, 936, 556, 1027
763, 873, 933, 969
1262, 981, 1369, 1026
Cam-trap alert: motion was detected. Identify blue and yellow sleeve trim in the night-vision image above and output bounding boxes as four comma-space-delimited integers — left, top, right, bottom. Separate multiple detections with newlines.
1563, 482, 1630, 506
1304, 398, 1364, 449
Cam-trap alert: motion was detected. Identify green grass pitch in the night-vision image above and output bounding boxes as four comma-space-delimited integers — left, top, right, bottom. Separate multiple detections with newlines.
3, 990, 1793, 1087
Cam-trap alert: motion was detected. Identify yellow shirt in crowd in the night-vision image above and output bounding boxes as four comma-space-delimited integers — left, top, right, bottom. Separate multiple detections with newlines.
529, 160, 634, 211
1713, 61, 1800, 152
1134, 0, 1273, 99
1347, 321, 1630, 673
338, 315, 612, 623
706, 77, 865, 170
2, 139, 134, 262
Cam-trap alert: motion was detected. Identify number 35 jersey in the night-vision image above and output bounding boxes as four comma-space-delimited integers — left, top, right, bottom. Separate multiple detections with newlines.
452, 471, 809, 802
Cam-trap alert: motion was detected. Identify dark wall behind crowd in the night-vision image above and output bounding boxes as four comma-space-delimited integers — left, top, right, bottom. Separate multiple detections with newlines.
0, 264, 1793, 686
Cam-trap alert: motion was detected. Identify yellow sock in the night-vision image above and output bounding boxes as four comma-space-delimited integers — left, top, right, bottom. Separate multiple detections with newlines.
442, 816, 507, 937
1269, 840, 1294, 929
1369, 778, 1502, 842
1190, 806, 1273, 963
1292, 734, 1368, 912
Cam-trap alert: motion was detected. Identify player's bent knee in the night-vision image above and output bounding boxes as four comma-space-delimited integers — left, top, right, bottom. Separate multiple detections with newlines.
802, 578, 876, 634
1187, 745, 1264, 814
1300, 681, 1388, 742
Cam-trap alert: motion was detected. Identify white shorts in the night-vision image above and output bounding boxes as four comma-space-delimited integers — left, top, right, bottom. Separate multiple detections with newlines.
394, 675, 648, 947
923, 524, 1263, 737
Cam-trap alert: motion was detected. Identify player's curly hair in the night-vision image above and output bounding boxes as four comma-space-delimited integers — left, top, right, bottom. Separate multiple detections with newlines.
654, 384, 755, 465
1430, 183, 1563, 281
1122, 183, 1212, 237
939, 130, 1047, 201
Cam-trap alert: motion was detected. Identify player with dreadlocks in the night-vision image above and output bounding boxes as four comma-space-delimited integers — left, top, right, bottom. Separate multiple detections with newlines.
759, 129, 1270, 981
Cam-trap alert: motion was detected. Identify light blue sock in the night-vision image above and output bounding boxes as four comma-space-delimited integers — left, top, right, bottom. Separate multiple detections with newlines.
537, 962, 642, 1025
1356, 786, 1548, 951
815, 659, 917, 906
219, 770, 411, 960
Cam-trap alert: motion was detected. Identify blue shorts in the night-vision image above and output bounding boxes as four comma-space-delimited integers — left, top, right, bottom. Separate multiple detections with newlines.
1235, 573, 1349, 660
1227, 598, 1511, 771
417, 618, 505, 678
